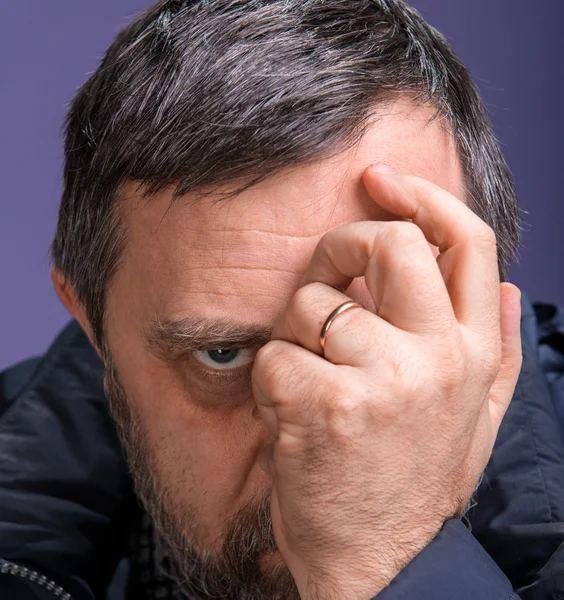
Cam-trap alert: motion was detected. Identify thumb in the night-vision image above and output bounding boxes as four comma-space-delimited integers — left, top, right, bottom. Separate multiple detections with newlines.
488, 282, 523, 432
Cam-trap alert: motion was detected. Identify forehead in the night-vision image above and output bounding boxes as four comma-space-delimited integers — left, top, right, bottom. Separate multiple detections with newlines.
111, 99, 463, 325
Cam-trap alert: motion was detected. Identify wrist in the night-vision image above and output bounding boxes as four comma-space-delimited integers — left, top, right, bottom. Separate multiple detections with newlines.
296, 521, 445, 600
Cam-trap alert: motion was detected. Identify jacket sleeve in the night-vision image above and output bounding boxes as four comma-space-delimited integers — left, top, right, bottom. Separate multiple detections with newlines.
372, 518, 520, 600
0, 322, 133, 600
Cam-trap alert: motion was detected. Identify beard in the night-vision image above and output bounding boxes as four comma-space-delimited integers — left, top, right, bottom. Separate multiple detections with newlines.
103, 354, 300, 600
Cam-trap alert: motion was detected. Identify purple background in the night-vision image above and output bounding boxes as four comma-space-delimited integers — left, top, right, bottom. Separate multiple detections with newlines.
1, 1, 563, 371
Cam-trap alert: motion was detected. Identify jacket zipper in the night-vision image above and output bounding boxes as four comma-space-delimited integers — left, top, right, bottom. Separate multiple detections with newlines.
0, 558, 72, 599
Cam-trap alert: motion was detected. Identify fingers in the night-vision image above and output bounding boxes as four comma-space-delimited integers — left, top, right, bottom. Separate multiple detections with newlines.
487, 283, 523, 433
272, 283, 362, 355
271, 281, 402, 367
362, 167, 501, 342
252, 340, 338, 432
296, 220, 455, 336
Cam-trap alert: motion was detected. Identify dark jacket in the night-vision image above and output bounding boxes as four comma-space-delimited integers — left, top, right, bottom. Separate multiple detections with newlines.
1, 291, 563, 600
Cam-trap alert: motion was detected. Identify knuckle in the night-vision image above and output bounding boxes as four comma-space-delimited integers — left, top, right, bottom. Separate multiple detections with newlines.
253, 341, 285, 382
316, 229, 342, 268
253, 340, 274, 368
477, 224, 497, 249
420, 181, 446, 208
291, 281, 325, 314
467, 332, 503, 383
321, 381, 367, 433
436, 347, 467, 396
384, 220, 426, 247
386, 245, 431, 288
483, 346, 502, 382
254, 343, 319, 409
436, 370, 461, 399
388, 344, 424, 384
318, 227, 339, 250
325, 371, 413, 431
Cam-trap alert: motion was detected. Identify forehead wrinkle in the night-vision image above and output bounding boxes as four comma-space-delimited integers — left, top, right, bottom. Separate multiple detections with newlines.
183, 293, 289, 303
204, 227, 323, 239
177, 265, 304, 275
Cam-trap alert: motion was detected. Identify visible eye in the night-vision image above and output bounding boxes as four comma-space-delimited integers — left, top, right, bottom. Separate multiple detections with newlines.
192, 348, 257, 371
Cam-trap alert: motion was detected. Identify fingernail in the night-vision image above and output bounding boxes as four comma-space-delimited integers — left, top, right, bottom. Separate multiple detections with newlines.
372, 163, 396, 175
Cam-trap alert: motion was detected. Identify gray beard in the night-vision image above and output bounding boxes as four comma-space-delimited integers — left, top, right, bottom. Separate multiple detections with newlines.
103, 354, 300, 600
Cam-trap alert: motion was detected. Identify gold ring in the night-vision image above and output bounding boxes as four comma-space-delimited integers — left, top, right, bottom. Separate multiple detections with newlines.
319, 301, 363, 354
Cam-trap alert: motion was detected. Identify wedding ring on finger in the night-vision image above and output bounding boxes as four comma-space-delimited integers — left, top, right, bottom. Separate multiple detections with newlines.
319, 301, 364, 357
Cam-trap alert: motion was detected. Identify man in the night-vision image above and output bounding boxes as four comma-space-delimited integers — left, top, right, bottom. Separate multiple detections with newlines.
1, 0, 563, 598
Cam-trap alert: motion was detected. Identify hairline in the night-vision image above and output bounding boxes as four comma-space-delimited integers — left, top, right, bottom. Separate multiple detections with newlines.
96, 97, 466, 350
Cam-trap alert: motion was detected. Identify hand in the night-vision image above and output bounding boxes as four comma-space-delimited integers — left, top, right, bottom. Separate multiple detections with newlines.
251, 165, 523, 599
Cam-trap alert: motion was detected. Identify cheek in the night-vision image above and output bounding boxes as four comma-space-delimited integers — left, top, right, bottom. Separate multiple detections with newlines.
112, 350, 272, 544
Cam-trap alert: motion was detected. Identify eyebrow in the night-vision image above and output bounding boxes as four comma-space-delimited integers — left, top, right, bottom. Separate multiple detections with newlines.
145, 316, 274, 358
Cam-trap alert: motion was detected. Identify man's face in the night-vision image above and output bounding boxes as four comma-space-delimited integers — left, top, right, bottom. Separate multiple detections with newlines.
102, 98, 465, 598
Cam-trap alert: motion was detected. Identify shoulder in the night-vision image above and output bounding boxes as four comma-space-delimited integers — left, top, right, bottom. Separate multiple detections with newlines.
1, 321, 104, 410
0, 322, 133, 600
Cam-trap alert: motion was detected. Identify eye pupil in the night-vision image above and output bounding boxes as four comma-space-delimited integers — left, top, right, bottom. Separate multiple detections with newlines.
207, 349, 239, 364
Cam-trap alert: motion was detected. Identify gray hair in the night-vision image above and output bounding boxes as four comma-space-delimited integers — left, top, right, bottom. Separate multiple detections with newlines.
52, 0, 522, 347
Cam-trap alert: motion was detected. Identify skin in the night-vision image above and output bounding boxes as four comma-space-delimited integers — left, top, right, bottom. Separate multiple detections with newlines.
53, 97, 522, 598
